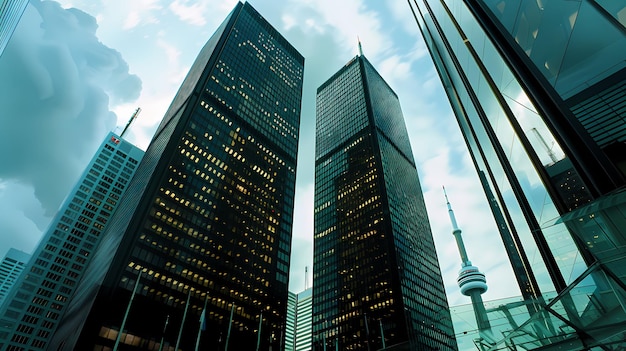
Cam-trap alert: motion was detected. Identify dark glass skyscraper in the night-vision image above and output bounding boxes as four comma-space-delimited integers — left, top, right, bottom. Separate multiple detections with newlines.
51, 2, 303, 350
408, 0, 626, 349
313, 54, 457, 351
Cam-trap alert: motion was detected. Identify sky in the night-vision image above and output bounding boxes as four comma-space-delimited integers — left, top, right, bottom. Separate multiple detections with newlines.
0, 0, 522, 307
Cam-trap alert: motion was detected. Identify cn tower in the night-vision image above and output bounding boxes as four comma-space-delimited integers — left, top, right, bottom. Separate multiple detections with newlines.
444, 187, 491, 332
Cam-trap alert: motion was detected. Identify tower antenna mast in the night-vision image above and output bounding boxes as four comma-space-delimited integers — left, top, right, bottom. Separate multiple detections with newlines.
120, 107, 141, 138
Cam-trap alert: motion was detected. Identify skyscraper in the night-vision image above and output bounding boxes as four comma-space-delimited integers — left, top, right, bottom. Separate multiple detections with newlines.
295, 288, 313, 351
0, 249, 30, 306
313, 52, 457, 350
0, 132, 144, 351
408, 0, 626, 348
51, 2, 304, 350
0, 0, 28, 57
286, 288, 313, 351
286, 291, 297, 351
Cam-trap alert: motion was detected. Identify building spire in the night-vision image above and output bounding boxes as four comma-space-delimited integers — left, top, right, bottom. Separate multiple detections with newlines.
357, 36, 363, 56
444, 186, 470, 265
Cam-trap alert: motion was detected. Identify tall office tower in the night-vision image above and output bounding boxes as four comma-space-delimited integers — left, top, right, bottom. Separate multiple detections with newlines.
0, 132, 144, 351
0, 249, 30, 306
313, 52, 457, 351
286, 288, 313, 351
294, 288, 313, 351
286, 291, 297, 351
51, 2, 304, 350
0, 0, 28, 57
408, 0, 626, 349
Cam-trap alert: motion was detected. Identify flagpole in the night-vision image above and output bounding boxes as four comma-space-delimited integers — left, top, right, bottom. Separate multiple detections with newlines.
364, 313, 371, 351
158, 315, 169, 351
225, 304, 235, 351
255, 312, 263, 351
195, 295, 208, 351
113, 271, 142, 351
379, 320, 386, 349
323, 320, 327, 351
175, 290, 192, 351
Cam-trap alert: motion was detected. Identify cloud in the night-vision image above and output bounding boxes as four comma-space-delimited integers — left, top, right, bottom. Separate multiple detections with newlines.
156, 38, 182, 68
286, 0, 391, 59
168, 0, 208, 26
121, 0, 162, 30
123, 11, 142, 30
281, 13, 297, 31
386, 0, 423, 39
0, 182, 48, 255
0, 0, 141, 258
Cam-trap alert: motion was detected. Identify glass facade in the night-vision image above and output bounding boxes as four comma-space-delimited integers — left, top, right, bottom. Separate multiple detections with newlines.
475, 0, 626, 196
294, 289, 313, 351
286, 291, 297, 351
0, 249, 30, 307
0, 0, 28, 57
0, 133, 144, 351
451, 263, 626, 351
286, 288, 313, 351
313, 55, 456, 351
407, 0, 626, 348
50, 2, 303, 351
409, 0, 583, 297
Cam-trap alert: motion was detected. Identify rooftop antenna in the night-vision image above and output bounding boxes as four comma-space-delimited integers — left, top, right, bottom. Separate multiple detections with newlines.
120, 107, 141, 138
357, 36, 363, 56
304, 266, 309, 290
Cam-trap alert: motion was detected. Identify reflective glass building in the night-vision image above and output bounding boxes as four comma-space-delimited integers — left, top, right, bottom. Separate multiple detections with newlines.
0, 0, 28, 57
0, 249, 30, 307
0, 133, 144, 351
286, 291, 297, 351
286, 288, 313, 351
407, 0, 626, 349
50, 2, 303, 350
313, 54, 457, 351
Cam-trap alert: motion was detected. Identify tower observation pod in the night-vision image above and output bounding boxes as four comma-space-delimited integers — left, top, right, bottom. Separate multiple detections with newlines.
444, 187, 492, 333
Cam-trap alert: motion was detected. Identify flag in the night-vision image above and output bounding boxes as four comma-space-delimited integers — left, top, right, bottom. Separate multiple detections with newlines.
200, 308, 206, 331
195, 294, 209, 351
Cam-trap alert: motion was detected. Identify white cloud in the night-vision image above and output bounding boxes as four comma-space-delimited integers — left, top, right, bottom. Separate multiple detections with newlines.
378, 54, 414, 91
282, 13, 296, 31
0, 1, 141, 262
386, 0, 422, 39
287, 0, 391, 59
121, 0, 162, 30
123, 11, 141, 30
168, 0, 207, 26
0, 181, 49, 261
156, 38, 182, 66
